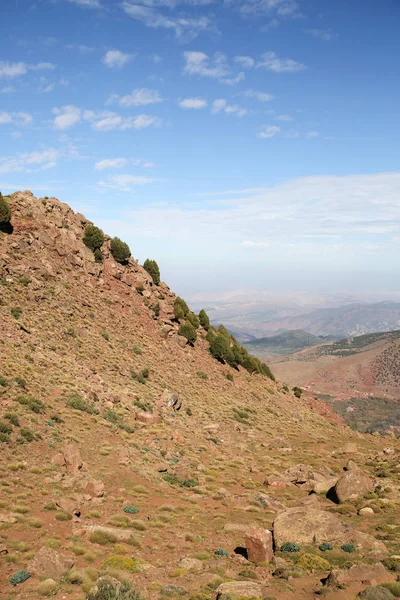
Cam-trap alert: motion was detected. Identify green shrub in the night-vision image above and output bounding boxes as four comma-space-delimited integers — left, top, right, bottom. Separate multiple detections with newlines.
162, 473, 198, 488
4, 413, 19, 426
187, 313, 200, 329
124, 505, 139, 514
178, 322, 197, 345
89, 529, 118, 545
293, 386, 302, 398
152, 302, 160, 318
83, 224, 104, 252
143, 259, 160, 285
20, 428, 35, 442
199, 309, 210, 330
381, 582, 400, 597
226, 373, 234, 382
16, 395, 46, 413
94, 248, 103, 263
10, 569, 30, 586
218, 324, 230, 338
131, 369, 149, 385
297, 553, 330, 573
15, 377, 26, 389
209, 335, 234, 365
0, 375, 8, 387
280, 542, 301, 553
65, 393, 99, 415
319, 542, 333, 552
0, 432, 10, 443
0, 421, 12, 435
110, 237, 131, 264
10, 306, 22, 320
0, 193, 11, 229
341, 543, 356, 553
87, 579, 144, 600
214, 548, 229, 557
174, 297, 190, 321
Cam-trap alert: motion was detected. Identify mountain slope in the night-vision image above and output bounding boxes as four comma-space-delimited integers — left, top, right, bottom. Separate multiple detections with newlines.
0, 191, 399, 600
263, 302, 400, 337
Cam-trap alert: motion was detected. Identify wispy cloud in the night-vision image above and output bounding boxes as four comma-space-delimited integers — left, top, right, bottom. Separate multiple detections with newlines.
179, 97, 208, 109
52, 105, 161, 131
53, 105, 82, 130
0, 61, 55, 78
258, 125, 280, 138
107, 88, 163, 107
257, 51, 306, 72
67, 0, 101, 8
305, 28, 336, 41
0, 112, 32, 126
212, 99, 247, 117
243, 89, 275, 102
102, 50, 134, 69
234, 56, 255, 69
0, 148, 59, 173
183, 51, 229, 78
97, 174, 156, 192
122, 3, 213, 41
95, 158, 129, 171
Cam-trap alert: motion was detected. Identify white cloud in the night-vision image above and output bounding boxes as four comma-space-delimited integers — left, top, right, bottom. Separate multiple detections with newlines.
102, 50, 133, 69
307, 131, 319, 138
95, 158, 128, 171
97, 174, 155, 192
241, 240, 271, 247
257, 51, 306, 72
305, 28, 336, 41
109, 88, 163, 107
67, 0, 101, 7
0, 86, 15, 93
244, 89, 274, 102
0, 149, 59, 174
234, 56, 255, 69
53, 105, 81, 130
84, 109, 161, 131
258, 125, 280, 138
122, 3, 213, 40
65, 43, 95, 52
275, 114, 293, 121
285, 129, 300, 138
0, 112, 32, 126
183, 51, 229, 79
221, 72, 245, 85
179, 97, 207, 109
212, 99, 247, 117
0, 61, 55, 78
239, 0, 300, 17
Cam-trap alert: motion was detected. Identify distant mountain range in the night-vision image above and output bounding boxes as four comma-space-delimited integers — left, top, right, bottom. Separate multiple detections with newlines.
244, 329, 338, 358
257, 301, 400, 337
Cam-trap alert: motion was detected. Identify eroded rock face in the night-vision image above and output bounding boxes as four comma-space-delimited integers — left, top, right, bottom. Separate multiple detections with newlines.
27, 546, 74, 580
245, 527, 274, 563
334, 465, 373, 503
52, 443, 85, 472
215, 581, 264, 600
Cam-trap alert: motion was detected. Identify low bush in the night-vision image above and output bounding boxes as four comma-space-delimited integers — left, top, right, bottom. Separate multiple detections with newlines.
280, 542, 301, 553
297, 553, 330, 573
83, 225, 104, 252
178, 322, 197, 345
10, 569, 30, 586
124, 505, 139, 514
143, 259, 160, 285
319, 542, 333, 552
87, 579, 144, 600
16, 395, 46, 413
199, 309, 210, 330
65, 393, 99, 415
174, 297, 190, 321
341, 543, 356, 553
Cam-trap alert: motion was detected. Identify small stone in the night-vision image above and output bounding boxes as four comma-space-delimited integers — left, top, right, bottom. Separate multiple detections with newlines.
359, 507, 374, 516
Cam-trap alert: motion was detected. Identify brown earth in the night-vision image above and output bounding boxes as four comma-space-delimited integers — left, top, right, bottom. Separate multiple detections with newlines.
0, 191, 400, 600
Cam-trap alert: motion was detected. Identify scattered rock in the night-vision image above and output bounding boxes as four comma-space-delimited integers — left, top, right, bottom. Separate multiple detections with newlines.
334, 465, 373, 503
357, 587, 395, 600
327, 563, 388, 587
264, 478, 287, 489
158, 389, 182, 411
311, 477, 339, 494
359, 507, 375, 516
215, 581, 264, 600
0, 513, 17, 524
178, 557, 203, 572
245, 527, 274, 563
162, 584, 188, 597
84, 479, 105, 498
27, 546, 74, 580
0, 545, 8, 555
52, 443, 85, 472
342, 442, 358, 454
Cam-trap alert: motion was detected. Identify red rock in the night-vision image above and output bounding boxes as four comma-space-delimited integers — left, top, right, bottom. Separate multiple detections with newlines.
85, 479, 105, 498
245, 527, 274, 563
264, 478, 287, 489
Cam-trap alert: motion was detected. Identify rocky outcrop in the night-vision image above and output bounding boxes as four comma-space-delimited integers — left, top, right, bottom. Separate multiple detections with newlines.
215, 581, 264, 600
327, 563, 389, 587
334, 464, 373, 503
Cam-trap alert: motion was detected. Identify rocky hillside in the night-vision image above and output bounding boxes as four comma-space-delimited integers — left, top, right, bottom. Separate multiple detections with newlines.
1, 191, 400, 600
270, 330, 400, 399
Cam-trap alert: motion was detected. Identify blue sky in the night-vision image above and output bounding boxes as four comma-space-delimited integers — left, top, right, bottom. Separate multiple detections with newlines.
1, 0, 400, 298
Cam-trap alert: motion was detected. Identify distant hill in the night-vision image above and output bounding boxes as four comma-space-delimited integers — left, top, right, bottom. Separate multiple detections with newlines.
244, 329, 337, 358
270, 329, 400, 399
264, 302, 400, 337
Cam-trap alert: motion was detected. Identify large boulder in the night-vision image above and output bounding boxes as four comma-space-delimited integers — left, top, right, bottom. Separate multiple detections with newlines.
273, 506, 387, 556
327, 563, 389, 587
27, 546, 74, 580
358, 587, 395, 600
215, 582, 264, 600
245, 527, 273, 563
334, 465, 373, 503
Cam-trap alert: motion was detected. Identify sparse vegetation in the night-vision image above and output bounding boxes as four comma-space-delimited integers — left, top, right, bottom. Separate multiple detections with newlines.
65, 392, 99, 414
178, 322, 197, 345
199, 309, 210, 330
83, 224, 105, 252
281, 542, 301, 553
0, 192, 11, 231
